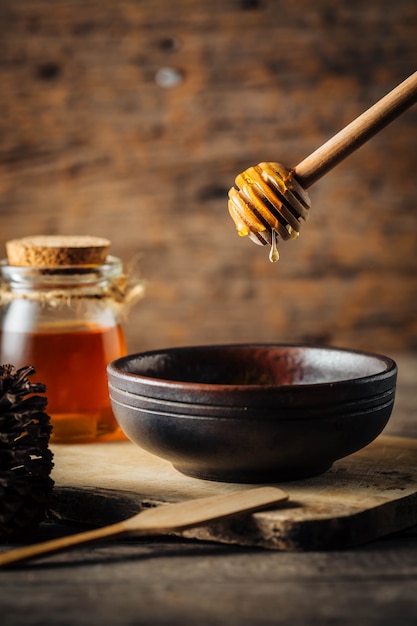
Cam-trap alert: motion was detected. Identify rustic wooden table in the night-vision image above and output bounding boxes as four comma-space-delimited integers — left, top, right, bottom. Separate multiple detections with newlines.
1, 353, 417, 626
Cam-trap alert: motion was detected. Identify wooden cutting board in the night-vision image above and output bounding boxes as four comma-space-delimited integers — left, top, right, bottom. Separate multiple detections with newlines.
49, 435, 417, 551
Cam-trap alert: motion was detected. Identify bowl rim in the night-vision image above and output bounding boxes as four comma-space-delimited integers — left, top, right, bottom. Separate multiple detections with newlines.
107, 343, 397, 392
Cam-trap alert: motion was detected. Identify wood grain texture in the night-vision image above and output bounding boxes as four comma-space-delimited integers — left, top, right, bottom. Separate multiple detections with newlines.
2, 528, 417, 626
48, 435, 417, 550
0, 0, 416, 355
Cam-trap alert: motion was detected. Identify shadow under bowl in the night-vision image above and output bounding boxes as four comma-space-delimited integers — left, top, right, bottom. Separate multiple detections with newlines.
107, 344, 397, 483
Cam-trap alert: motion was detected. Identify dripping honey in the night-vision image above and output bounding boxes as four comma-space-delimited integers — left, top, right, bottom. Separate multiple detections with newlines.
0, 323, 127, 443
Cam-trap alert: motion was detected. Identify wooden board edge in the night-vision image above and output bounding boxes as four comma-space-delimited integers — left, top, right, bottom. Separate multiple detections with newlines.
49, 485, 417, 551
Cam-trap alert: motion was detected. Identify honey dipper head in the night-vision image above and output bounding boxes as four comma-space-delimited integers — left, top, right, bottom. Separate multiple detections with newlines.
227, 162, 311, 261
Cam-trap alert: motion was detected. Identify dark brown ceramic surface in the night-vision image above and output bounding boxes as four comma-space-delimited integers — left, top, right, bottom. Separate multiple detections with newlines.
107, 344, 397, 482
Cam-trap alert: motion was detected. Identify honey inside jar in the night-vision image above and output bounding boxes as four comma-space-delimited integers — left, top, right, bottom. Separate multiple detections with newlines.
0, 323, 127, 442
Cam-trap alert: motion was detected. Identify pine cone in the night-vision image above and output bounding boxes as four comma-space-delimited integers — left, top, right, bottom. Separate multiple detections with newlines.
0, 364, 54, 538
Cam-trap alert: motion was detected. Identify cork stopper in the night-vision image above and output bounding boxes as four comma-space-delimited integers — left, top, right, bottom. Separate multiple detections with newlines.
5, 236, 111, 267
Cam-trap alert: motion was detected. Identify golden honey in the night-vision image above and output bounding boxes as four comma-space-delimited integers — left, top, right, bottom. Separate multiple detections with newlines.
0, 324, 127, 442
228, 162, 311, 261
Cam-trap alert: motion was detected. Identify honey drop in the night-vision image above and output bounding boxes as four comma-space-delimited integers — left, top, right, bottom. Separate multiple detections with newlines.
269, 230, 279, 263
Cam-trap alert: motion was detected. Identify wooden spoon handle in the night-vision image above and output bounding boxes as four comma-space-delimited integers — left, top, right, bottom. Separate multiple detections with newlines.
294, 71, 417, 188
0, 486, 288, 567
0, 521, 128, 568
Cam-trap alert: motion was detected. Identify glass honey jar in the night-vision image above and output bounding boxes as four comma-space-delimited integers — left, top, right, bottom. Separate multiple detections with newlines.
0, 236, 144, 443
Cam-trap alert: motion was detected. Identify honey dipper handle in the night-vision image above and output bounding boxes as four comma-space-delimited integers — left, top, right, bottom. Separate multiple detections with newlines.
294, 71, 417, 188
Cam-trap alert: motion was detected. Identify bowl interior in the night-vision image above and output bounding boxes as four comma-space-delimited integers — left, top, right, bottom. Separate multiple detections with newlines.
113, 344, 393, 387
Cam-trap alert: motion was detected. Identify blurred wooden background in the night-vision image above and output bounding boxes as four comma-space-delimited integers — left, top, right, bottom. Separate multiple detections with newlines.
0, 0, 416, 355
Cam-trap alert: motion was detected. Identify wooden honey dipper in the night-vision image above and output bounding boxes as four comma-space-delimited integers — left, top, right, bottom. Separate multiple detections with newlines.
228, 71, 417, 262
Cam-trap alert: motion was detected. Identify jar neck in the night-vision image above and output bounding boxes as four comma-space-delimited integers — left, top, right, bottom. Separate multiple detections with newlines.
0, 256, 145, 310
0, 255, 130, 299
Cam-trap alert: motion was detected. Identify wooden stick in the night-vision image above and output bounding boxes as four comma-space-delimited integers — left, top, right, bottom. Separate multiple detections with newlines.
294, 71, 417, 188
0, 486, 288, 567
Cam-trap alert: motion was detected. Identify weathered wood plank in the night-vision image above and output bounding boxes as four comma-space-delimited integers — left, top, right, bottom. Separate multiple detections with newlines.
47, 435, 417, 550
1, 532, 417, 626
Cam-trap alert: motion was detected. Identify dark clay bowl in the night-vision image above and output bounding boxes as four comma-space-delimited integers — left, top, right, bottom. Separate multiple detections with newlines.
107, 344, 397, 483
